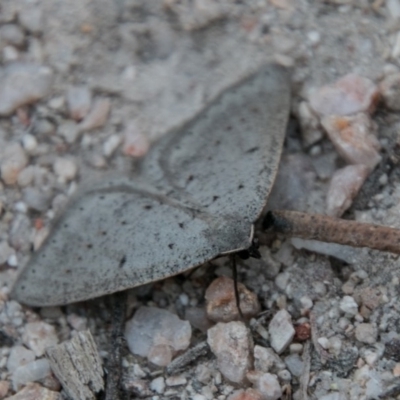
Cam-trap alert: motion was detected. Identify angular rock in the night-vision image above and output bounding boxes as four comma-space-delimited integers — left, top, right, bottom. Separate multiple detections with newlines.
5, 383, 60, 400
205, 276, 260, 322
53, 158, 78, 181
268, 310, 295, 354
321, 113, 381, 171
78, 98, 110, 132
12, 358, 51, 391
1, 142, 28, 185
253, 345, 285, 373
22, 321, 59, 357
0, 63, 53, 116
7, 346, 35, 373
66, 85, 92, 121
249, 372, 282, 400
355, 323, 378, 344
284, 354, 304, 377
228, 389, 263, 400
122, 121, 150, 157
326, 165, 369, 217
339, 296, 358, 316
380, 72, 400, 110
309, 74, 379, 116
125, 306, 191, 367
297, 100, 323, 147
207, 321, 253, 383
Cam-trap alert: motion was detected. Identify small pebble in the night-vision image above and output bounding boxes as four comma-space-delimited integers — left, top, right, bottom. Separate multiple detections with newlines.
12, 358, 51, 390
340, 296, 358, 316
387, 0, 400, 18
184, 307, 213, 332
321, 113, 381, 171
195, 364, 211, 384
317, 337, 330, 350
23, 187, 50, 212
326, 164, 369, 217
53, 158, 78, 182
254, 373, 282, 400
21, 134, 38, 153
379, 72, 400, 110
0, 24, 25, 47
48, 96, 65, 110
78, 97, 111, 132
0, 241, 16, 265
0, 63, 53, 116
18, 8, 43, 34
66, 314, 87, 331
278, 369, 291, 381
297, 101, 322, 147
122, 121, 150, 157
289, 343, 303, 354
125, 306, 191, 367
355, 323, 378, 344
22, 321, 59, 357
207, 321, 253, 383
5, 383, 59, 400
6, 346, 35, 373
309, 74, 379, 116
393, 363, 400, 377
268, 309, 295, 354
165, 376, 187, 386
205, 276, 260, 322
0, 381, 9, 398
103, 134, 122, 157
57, 121, 80, 144
150, 377, 165, 394
254, 345, 285, 373
66, 85, 92, 121
284, 354, 304, 377
1, 142, 28, 185
3, 45, 19, 62
228, 389, 263, 400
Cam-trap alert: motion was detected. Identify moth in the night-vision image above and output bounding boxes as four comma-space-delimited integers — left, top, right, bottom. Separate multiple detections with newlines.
11, 65, 291, 306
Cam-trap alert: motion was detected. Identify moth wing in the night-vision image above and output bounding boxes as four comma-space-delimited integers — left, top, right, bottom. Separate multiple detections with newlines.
140, 64, 291, 224
11, 184, 252, 306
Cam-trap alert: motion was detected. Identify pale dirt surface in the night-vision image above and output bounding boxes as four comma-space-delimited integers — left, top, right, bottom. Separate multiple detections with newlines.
2, 0, 400, 399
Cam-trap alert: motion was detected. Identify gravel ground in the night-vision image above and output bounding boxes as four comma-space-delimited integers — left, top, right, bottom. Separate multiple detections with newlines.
2, 0, 400, 399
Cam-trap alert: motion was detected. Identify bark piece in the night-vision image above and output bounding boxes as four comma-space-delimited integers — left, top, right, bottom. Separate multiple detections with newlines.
46, 330, 103, 400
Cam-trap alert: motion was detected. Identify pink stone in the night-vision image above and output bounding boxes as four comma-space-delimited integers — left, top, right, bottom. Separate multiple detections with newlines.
309, 74, 379, 116
5, 383, 60, 400
326, 165, 369, 217
22, 322, 59, 357
228, 389, 263, 400
1, 143, 28, 185
205, 276, 260, 322
207, 321, 253, 383
122, 121, 150, 157
78, 97, 110, 132
66, 85, 92, 121
321, 113, 381, 171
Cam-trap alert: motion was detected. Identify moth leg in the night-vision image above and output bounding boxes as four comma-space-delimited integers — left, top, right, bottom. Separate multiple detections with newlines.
230, 254, 244, 321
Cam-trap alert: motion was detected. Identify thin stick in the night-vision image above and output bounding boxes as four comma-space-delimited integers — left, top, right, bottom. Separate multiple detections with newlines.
105, 290, 127, 400
264, 210, 400, 255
